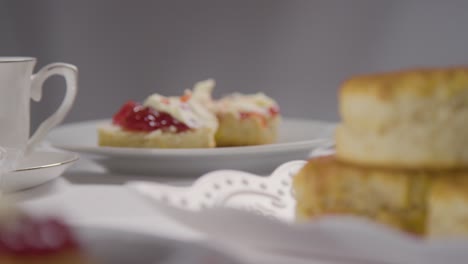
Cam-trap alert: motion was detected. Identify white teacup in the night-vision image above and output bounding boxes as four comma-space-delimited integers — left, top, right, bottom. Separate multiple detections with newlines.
0, 57, 77, 167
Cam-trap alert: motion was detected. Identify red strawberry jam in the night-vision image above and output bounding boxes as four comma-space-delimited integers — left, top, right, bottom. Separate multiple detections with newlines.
268, 106, 280, 116
239, 106, 280, 119
0, 216, 79, 255
112, 101, 191, 133
239, 106, 280, 127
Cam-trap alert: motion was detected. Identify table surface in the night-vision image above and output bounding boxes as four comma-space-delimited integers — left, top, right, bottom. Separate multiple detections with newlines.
10, 156, 333, 264
12, 157, 198, 239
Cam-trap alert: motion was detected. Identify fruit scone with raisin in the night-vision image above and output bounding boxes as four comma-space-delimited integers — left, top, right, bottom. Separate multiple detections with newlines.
214, 91, 281, 146
98, 82, 218, 148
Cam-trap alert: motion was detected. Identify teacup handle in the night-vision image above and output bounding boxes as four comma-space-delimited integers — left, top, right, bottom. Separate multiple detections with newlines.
25, 63, 78, 154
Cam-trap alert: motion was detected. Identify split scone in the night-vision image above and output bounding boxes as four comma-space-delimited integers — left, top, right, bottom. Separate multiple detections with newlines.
98, 81, 218, 148
293, 155, 430, 235
214, 92, 280, 146
336, 67, 468, 169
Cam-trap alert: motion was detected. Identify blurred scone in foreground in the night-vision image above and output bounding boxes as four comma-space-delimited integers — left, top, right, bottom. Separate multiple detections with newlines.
294, 156, 429, 235
0, 203, 92, 263
294, 66, 468, 238
429, 174, 468, 238
336, 68, 468, 169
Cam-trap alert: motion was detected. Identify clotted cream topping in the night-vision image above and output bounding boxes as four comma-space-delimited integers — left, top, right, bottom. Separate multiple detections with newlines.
143, 96, 216, 130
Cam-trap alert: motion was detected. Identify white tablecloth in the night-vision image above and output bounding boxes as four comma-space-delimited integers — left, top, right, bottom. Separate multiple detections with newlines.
10, 157, 333, 264
12, 157, 198, 239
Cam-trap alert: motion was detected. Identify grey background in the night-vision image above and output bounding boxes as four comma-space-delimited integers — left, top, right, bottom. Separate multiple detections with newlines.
1, 0, 467, 130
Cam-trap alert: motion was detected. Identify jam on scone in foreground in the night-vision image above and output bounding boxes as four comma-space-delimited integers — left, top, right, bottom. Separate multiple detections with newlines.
0, 206, 91, 264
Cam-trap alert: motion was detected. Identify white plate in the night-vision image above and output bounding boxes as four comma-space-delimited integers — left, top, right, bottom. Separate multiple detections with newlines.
47, 119, 335, 176
4, 151, 78, 192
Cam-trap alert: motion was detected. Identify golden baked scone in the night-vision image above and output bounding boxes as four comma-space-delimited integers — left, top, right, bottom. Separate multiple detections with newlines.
215, 112, 279, 146
98, 81, 218, 149
428, 172, 468, 238
214, 93, 280, 146
336, 67, 468, 169
293, 155, 430, 235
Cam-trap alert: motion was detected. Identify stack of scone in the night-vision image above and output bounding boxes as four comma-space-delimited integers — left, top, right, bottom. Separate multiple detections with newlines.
293, 67, 468, 238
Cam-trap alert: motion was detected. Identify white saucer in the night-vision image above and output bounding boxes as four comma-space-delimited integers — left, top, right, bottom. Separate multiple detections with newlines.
3, 151, 79, 192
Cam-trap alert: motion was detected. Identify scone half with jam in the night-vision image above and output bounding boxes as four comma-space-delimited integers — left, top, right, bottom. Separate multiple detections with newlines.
98, 82, 218, 148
